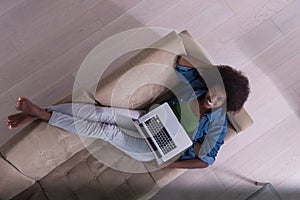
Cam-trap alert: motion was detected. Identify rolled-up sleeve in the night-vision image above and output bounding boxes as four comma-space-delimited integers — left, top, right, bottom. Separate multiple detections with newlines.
175, 63, 206, 90
198, 120, 227, 165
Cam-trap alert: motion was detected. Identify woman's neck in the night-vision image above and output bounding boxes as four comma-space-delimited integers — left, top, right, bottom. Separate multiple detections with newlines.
197, 96, 211, 115
189, 96, 210, 119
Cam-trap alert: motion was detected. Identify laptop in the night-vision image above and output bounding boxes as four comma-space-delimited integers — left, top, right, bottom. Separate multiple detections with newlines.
129, 102, 192, 165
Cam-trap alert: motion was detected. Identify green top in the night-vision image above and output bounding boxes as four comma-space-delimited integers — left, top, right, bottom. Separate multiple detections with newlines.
171, 101, 200, 139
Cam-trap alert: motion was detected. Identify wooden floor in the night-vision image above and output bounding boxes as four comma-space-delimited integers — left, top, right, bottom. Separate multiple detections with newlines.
0, 0, 300, 199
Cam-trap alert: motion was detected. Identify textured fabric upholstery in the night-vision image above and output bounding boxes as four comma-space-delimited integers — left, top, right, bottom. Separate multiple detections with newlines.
38, 149, 158, 200
95, 31, 186, 109
0, 155, 35, 200
1, 121, 85, 181
11, 182, 48, 200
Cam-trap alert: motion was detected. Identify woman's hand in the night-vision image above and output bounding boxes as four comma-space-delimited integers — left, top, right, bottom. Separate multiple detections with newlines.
168, 158, 209, 169
177, 56, 194, 68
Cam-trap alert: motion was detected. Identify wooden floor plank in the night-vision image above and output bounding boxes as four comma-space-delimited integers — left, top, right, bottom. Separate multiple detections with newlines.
213, 110, 300, 190
212, 19, 283, 66
224, 0, 263, 13
292, 80, 300, 97
10, 0, 101, 51
147, 0, 217, 30
268, 52, 300, 91
0, 38, 19, 65
199, 0, 294, 56
272, 0, 300, 34
0, 11, 103, 95
30, 74, 76, 108
152, 170, 226, 200
91, 0, 142, 26
249, 139, 300, 187
240, 25, 300, 75
0, 0, 63, 40
5, 0, 182, 100
188, 171, 227, 200
0, 91, 16, 119
0, 92, 19, 146
214, 89, 299, 169
179, 0, 233, 40
126, 0, 180, 25
276, 170, 300, 200
0, 0, 24, 16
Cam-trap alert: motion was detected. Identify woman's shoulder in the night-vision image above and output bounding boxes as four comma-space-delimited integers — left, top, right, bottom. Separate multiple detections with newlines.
206, 107, 227, 125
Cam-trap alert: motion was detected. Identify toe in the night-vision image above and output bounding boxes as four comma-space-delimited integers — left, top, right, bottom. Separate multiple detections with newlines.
16, 102, 23, 110
7, 118, 19, 129
8, 115, 15, 120
7, 120, 13, 126
18, 96, 28, 102
8, 114, 17, 121
7, 121, 16, 126
7, 117, 16, 123
16, 104, 21, 110
8, 113, 24, 121
7, 124, 14, 129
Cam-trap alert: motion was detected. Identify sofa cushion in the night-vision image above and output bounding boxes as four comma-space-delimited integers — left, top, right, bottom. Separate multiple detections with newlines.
0, 156, 35, 200
11, 182, 48, 200
39, 149, 158, 200
80, 138, 152, 173
0, 121, 85, 180
95, 31, 186, 109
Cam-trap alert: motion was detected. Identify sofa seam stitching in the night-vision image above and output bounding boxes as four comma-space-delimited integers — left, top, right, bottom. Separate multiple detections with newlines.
0, 151, 35, 182
36, 180, 50, 200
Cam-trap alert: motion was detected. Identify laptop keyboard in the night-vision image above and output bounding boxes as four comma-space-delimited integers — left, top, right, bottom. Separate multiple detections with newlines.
145, 115, 177, 155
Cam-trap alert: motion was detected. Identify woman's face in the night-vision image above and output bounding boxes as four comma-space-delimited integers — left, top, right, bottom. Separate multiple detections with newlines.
203, 84, 226, 109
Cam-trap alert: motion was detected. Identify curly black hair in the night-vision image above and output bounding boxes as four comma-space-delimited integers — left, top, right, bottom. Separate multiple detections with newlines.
200, 65, 250, 112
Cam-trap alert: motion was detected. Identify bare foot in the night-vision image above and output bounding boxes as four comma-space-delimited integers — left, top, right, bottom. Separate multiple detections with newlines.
16, 97, 42, 116
7, 113, 37, 129
15, 97, 51, 121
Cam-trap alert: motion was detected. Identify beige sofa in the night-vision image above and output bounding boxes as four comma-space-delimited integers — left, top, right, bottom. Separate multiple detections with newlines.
0, 30, 253, 200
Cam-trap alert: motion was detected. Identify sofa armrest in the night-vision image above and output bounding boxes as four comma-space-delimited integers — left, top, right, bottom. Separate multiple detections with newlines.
178, 30, 215, 64
227, 108, 254, 133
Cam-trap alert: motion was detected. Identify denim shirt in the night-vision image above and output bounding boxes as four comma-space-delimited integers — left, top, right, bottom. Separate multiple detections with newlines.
167, 63, 228, 165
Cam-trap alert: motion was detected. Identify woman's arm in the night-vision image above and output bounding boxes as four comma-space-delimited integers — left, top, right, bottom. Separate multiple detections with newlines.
168, 158, 209, 169
177, 56, 194, 68
177, 55, 209, 68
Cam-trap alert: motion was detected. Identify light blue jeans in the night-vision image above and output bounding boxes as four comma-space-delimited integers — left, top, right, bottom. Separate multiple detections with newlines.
47, 103, 155, 161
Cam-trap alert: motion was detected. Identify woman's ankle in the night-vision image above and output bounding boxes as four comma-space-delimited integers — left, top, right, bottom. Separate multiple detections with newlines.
37, 109, 52, 121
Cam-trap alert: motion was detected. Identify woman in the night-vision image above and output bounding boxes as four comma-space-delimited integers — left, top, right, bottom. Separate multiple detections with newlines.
7, 56, 250, 169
